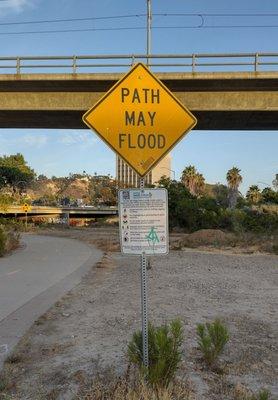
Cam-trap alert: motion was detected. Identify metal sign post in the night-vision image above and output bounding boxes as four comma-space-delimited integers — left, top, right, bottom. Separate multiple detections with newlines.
21, 203, 30, 229
83, 55, 196, 375
140, 177, 149, 368
118, 184, 169, 369
141, 250, 148, 368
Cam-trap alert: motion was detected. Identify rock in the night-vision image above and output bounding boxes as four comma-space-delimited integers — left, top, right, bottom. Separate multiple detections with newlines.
263, 360, 272, 366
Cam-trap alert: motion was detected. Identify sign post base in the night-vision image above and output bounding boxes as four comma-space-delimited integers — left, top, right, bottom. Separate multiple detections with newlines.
141, 251, 149, 369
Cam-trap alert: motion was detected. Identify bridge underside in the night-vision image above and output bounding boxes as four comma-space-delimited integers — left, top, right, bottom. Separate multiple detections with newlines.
0, 110, 276, 130
0, 72, 277, 130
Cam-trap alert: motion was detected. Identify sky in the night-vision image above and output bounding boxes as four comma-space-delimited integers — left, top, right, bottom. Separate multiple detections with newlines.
0, 0, 277, 193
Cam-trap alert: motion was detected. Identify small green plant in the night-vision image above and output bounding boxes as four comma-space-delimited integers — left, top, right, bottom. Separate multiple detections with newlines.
254, 390, 271, 400
197, 319, 229, 367
0, 375, 7, 393
128, 319, 183, 388
234, 386, 271, 400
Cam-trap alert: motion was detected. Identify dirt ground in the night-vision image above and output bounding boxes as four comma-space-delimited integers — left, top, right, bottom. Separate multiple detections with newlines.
0, 227, 277, 400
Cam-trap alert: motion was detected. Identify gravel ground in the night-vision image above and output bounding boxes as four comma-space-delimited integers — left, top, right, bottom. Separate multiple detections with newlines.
1, 230, 277, 399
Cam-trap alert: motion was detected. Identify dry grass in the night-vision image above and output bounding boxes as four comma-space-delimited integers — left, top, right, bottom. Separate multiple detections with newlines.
0, 228, 20, 256
232, 383, 271, 400
6, 230, 21, 251
37, 226, 277, 254
233, 384, 255, 400
0, 367, 16, 397
170, 229, 278, 254
91, 238, 120, 252
95, 252, 116, 268
75, 373, 195, 400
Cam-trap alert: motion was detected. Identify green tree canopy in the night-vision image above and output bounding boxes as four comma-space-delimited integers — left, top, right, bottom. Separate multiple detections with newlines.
226, 167, 242, 190
0, 194, 13, 212
37, 174, 48, 181
262, 187, 278, 204
0, 153, 36, 192
181, 165, 205, 197
246, 185, 262, 204
88, 175, 117, 206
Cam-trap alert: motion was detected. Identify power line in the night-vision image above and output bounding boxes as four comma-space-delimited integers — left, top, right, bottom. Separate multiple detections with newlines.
0, 14, 146, 26
158, 24, 278, 29
159, 13, 278, 17
0, 27, 146, 35
1, 24, 278, 35
0, 12, 277, 27
199, 25, 278, 28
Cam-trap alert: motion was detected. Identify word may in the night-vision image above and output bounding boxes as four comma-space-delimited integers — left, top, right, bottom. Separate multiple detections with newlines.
125, 111, 156, 126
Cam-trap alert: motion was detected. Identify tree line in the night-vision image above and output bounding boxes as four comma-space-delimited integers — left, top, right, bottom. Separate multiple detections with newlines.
180, 165, 278, 207
0, 154, 277, 230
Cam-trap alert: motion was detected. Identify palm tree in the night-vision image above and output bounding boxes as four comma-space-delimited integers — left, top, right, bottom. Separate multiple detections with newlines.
246, 185, 262, 204
181, 165, 198, 195
195, 173, 205, 197
226, 167, 242, 208
181, 166, 205, 197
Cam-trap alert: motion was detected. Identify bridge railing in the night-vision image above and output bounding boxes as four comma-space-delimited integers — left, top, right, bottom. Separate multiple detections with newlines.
0, 53, 278, 74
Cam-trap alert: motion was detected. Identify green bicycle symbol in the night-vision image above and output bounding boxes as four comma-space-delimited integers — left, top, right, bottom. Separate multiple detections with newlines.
146, 227, 160, 249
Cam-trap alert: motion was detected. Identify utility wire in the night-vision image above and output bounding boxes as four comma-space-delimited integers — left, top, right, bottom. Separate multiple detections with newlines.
159, 13, 278, 17
0, 12, 277, 26
0, 27, 147, 35
0, 14, 146, 26
1, 24, 278, 35
0, 12, 277, 34
0, 26, 276, 35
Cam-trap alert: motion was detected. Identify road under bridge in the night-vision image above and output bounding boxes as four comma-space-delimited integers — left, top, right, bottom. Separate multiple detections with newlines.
0, 206, 118, 219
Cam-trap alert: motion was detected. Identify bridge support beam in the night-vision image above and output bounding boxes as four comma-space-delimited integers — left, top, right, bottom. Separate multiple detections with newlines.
0, 110, 277, 130
0, 72, 277, 130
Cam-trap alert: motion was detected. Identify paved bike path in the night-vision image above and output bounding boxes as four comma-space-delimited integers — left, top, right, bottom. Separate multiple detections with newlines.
0, 234, 102, 366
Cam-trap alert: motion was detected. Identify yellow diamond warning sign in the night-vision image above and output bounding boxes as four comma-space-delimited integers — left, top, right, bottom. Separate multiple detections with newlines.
83, 63, 197, 177
21, 203, 31, 213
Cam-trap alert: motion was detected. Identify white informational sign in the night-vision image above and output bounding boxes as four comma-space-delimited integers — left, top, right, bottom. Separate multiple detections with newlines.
118, 188, 169, 255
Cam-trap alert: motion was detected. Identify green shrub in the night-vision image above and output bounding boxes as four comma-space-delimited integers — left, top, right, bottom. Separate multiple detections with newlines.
234, 386, 271, 400
128, 319, 183, 388
197, 319, 229, 367
0, 218, 24, 232
0, 373, 8, 393
162, 178, 278, 234
242, 210, 278, 233
255, 390, 271, 400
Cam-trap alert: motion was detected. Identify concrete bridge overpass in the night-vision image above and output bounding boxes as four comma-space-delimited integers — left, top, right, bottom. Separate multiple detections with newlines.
1, 205, 118, 218
0, 53, 278, 131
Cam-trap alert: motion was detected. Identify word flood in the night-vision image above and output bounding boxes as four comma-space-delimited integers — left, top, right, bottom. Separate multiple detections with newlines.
119, 133, 166, 149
